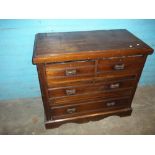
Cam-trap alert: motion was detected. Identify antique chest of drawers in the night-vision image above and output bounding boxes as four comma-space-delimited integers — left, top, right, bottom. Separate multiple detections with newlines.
32, 29, 153, 129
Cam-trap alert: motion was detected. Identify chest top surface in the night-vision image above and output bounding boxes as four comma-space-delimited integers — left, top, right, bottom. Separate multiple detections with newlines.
33, 29, 153, 64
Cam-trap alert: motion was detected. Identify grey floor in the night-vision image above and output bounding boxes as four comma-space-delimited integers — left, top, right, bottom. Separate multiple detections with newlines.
0, 86, 155, 135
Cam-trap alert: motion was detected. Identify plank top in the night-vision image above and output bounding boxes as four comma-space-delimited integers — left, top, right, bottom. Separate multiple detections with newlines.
33, 29, 153, 64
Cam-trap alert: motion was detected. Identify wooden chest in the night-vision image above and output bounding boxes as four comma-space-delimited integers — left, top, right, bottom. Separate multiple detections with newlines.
32, 29, 153, 129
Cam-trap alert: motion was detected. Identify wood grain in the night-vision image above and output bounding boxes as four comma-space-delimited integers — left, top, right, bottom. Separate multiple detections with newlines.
48, 78, 136, 98
49, 88, 133, 106
32, 29, 154, 129
51, 97, 131, 119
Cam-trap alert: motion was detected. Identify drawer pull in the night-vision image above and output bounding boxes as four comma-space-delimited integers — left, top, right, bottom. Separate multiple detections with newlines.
110, 83, 120, 89
106, 101, 116, 107
66, 108, 76, 114
66, 69, 77, 76
114, 64, 125, 70
66, 89, 76, 95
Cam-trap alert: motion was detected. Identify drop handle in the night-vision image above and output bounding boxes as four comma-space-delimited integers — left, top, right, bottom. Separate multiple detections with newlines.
66, 69, 77, 76
114, 64, 125, 70
110, 83, 120, 89
66, 108, 76, 114
106, 101, 116, 107
66, 89, 76, 95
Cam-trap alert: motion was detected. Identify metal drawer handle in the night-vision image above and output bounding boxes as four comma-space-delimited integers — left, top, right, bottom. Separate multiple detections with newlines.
66, 69, 77, 76
114, 64, 125, 70
66, 89, 76, 95
110, 83, 120, 89
106, 101, 116, 107
66, 108, 76, 114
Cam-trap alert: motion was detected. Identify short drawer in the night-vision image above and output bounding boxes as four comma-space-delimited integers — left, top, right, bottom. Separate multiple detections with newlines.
51, 97, 131, 119
97, 55, 146, 73
46, 60, 95, 86
49, 88, 133, 106
48, 78, 136, 98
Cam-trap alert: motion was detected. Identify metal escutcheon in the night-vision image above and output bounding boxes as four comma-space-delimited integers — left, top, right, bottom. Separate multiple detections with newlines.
110, 83, 120, 89
66, 89, 76, 95
67, 108, 76, 114
114, 64, 125, 70
106, 102, 116, 106
66, 69, 77, 76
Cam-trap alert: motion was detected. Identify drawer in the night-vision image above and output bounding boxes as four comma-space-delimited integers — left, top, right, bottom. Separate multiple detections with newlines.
97, 55, 145, 73
49, 88, 133, 106
47, 74, 136, 88
46, 60, 95, 77
51, 97, 131, 119
48, 78, 136, 98
46, 60, 95, 86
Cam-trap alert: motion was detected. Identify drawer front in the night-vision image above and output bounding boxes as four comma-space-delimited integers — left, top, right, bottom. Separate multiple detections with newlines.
46, 66, 94, 77
97, 56, 145, 73
46, 56, 145, 88
46, 60, 95, 84
48, 78, 136, 98
47, 74, 137, 88
51, 97, 131, 119
49, 88, 133, 106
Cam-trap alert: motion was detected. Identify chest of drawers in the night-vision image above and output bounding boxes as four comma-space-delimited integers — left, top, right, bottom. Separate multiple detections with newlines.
32, 29, 153, 129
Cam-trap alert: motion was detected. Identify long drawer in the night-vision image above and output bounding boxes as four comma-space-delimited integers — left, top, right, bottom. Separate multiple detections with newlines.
47, 74, 137, 88
48, 78, 136, 98
51, 97, 131, 119
49, 88, 133, 106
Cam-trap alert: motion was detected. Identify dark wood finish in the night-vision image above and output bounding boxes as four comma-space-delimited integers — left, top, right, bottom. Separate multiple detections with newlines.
97, 55, 145, 72
46, 66, 95, 82
36, 64, 51, 120
33, 29, 153, 64
49, 88, 133, 105
46, 60, 95, 69
51, 97, 131, 119
45, 108, 132, 129
32, 29, 154, 129
48, 78, 136, 98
